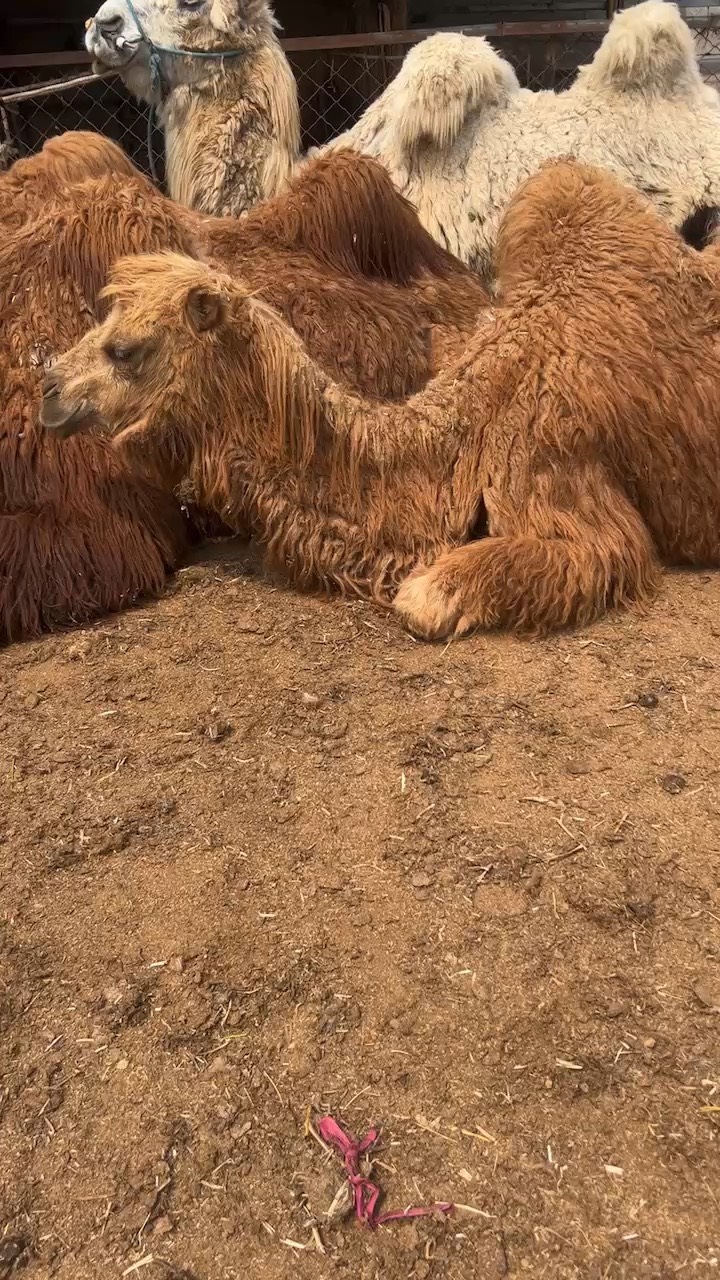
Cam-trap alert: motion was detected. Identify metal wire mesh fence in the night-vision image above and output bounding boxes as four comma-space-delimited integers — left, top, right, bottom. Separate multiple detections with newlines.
0, 64, 166, 179
3, 23, 720, 181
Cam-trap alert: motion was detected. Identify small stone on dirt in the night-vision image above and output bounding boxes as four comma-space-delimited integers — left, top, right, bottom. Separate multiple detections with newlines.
525, 867, 543, 893
637, 692, 659, 709
660, 773, 687, 794
321, 719, 348, 740
152, 1216, 173, 1236
168, 955, 184, 973
205, 718, 232, 742
692, 979, 720, 1010
320, 876, 344, 892
66, 636, 93, 661
301, 691, 322, 708
411, 871, 433, 889
24, 693, 40, 710
606, 1001, 625, 1018
627, 899, 655, 921
0, 1238, 26, 1267
566, 757, 592, 776
469, 751, 493, 768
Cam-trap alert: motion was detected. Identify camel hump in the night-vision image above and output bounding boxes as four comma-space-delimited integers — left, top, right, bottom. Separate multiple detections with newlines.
276, 149, 466, 283
495, 159, 676, 301
389, 32, 520, 155
577, 0, 702, 96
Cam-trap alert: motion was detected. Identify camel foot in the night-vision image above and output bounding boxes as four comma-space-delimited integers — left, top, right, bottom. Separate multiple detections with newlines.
394, 566, 476, 640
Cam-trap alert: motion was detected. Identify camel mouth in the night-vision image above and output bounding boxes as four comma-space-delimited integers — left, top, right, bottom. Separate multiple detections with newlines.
40, 393, 98, 439
85, 25, 141, 71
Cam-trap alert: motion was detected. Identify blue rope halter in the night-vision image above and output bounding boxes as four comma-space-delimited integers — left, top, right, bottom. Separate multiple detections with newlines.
122, 0, 248, 183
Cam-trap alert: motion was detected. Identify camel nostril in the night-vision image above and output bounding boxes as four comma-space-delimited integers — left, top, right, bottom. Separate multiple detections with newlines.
42, 376, 60, 400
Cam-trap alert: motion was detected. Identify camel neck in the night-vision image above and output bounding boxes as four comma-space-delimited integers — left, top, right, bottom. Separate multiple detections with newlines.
158, 39, 300, 215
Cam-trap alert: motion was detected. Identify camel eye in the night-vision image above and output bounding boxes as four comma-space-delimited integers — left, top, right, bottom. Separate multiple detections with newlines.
104, 341, 144, 370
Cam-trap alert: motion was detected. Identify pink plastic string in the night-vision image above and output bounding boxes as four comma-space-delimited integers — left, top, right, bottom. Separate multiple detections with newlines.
317, 1115, 455, 1230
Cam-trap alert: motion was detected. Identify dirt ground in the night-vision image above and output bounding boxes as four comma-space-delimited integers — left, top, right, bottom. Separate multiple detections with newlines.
0, 540, 718, 1280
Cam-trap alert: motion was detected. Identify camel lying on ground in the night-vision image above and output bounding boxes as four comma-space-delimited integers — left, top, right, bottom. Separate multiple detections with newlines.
85, 0, 720, 268
43, 160, 720, 638
0, 133, 486, 642
0, 154, 199, 644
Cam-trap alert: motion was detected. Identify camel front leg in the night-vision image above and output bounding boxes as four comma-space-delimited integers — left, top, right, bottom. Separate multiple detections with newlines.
394, 467, 660, 638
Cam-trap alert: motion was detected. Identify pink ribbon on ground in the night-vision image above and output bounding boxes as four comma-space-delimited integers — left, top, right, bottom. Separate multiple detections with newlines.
316, 1115, 455, 1230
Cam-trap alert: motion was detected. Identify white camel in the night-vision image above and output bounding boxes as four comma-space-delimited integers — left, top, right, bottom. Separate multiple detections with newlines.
322, 1, 720, 274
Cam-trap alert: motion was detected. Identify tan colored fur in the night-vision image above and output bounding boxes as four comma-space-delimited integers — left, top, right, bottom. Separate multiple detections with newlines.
159, 40, 298, 212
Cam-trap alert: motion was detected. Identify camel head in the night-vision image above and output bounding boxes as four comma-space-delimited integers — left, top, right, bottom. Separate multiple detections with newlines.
41, 253, 235, 443
41, 250, 316, 471
42, 250, 326, 501
85, 0, 278, 97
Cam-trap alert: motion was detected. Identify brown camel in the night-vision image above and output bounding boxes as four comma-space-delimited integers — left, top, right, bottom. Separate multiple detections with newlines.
0, 160, 200, 644
1, 135, 486, 642
42, 160, 720, 638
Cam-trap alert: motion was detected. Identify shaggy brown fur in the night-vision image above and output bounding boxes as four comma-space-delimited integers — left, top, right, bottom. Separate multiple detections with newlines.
14, 136, 487, 399
0, 131, 138, 233
2, 135, 487, 641
198, 149, 487, 398
43, 161, 720, 638
0, 161, 207, 643
234, 149, 471, 285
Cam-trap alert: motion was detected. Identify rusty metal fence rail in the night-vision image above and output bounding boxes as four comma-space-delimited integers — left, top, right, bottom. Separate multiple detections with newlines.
3, 20, 720, 181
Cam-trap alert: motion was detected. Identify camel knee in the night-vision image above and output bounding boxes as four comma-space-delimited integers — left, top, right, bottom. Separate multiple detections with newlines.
394, 562, 470, 640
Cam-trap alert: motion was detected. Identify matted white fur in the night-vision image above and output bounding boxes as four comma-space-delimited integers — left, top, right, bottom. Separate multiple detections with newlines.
322, 1, 720, 273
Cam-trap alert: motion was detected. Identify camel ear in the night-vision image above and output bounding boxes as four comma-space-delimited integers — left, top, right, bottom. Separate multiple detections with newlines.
186, 285, 226, 334
209, 0, 237, 34
209, 0, 271, 34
